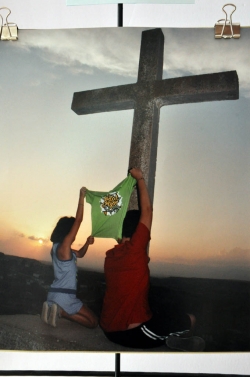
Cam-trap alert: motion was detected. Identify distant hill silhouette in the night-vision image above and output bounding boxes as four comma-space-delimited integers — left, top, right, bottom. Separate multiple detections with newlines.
0, 251, 249, 352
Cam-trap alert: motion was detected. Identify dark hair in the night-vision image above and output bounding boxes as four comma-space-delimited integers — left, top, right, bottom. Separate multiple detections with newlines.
122, 210, 141, 238
50, 216, 75, 243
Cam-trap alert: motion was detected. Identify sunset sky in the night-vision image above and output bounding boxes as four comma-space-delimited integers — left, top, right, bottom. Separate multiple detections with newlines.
1, 27, 250, 280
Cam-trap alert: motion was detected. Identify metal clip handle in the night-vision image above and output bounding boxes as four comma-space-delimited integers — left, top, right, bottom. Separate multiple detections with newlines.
222, 3, 237, 22
215, 3, 240, 39
0, 7, 18, 41
220, 3, 236, 38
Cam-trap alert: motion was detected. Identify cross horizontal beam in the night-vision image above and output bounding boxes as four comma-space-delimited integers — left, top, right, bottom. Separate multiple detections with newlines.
71, 70, 238, 115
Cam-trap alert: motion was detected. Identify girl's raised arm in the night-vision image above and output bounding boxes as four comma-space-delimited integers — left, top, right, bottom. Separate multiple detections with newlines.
57, 187, 86, 260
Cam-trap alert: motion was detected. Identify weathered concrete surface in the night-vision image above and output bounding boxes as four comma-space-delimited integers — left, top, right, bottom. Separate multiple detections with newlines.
0, 315, 166, 352
71, 28, 239, 209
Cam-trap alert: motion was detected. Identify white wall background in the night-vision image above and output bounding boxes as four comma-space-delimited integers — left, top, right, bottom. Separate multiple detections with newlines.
0, 0, 249, 374
1, 0, 250, 28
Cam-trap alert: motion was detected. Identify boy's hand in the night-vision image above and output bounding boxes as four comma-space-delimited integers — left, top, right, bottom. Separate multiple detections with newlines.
129, 167, 144, 181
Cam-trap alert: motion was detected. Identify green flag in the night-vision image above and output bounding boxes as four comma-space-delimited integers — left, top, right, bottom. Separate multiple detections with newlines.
86, 175, 136, 239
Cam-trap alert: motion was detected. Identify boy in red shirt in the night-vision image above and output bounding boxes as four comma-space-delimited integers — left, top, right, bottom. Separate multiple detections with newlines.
100, 168, 205, 351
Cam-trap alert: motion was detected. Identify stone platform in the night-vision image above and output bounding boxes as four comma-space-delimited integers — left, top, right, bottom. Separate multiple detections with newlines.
0, 314, 166, 352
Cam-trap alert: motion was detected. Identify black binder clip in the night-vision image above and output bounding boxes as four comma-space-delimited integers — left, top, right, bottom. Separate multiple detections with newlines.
0, 7, 18, 41
215, 3, 240, 39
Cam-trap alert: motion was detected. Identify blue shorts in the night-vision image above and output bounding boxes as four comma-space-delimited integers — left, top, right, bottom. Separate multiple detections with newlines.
47, 292, 83, 315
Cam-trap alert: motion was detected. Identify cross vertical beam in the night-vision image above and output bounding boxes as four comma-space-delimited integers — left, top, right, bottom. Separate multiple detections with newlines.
128, 29, 164, 208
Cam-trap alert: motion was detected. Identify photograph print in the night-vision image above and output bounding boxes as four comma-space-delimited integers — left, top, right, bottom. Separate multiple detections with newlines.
0, 26, 250, 352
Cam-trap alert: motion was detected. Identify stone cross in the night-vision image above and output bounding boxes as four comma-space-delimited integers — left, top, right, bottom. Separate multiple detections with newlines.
71, 28, 239, 209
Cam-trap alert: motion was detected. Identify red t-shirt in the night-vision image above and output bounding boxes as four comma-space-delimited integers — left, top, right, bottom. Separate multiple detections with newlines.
100, 222, 152, 332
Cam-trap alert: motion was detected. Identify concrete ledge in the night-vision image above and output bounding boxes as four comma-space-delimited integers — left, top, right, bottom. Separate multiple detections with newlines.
0, 315, 166, 352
